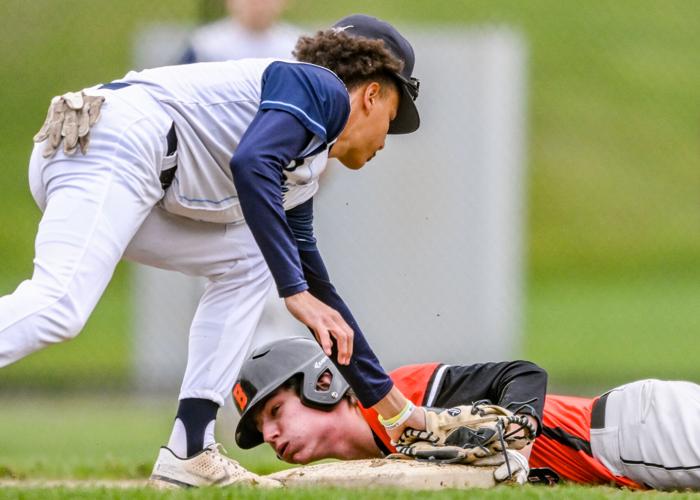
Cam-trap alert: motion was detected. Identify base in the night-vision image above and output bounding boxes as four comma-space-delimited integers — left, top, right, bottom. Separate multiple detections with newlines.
267, 458, 497, 490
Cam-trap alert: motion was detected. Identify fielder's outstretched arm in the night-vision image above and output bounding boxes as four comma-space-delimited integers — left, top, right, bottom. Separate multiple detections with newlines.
287, 198, 425, 437
231, 62, 423, 433
231, 109, 355, 365
286, 199, 394, 407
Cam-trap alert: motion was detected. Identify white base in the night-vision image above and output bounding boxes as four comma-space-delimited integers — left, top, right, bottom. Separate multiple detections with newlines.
268, 458, 497, 490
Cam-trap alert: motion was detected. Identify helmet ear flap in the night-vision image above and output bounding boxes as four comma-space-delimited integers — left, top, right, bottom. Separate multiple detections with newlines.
315, 369, 334, 392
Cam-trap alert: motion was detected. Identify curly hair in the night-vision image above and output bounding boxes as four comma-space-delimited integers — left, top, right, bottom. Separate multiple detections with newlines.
293, 29, 403, 92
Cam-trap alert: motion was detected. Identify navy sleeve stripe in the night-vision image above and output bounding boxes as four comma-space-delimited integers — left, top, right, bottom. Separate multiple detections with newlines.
260, 100, 327, 141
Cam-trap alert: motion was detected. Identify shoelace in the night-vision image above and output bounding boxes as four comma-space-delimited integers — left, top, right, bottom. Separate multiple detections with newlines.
209, 444, 244, 469
495, 421, 512, 478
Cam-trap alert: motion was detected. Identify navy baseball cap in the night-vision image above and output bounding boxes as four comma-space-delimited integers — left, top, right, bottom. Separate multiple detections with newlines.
332, 14, 420, 134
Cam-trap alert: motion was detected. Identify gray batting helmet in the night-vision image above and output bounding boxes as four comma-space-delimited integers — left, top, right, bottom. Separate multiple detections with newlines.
233, 336, 350, 449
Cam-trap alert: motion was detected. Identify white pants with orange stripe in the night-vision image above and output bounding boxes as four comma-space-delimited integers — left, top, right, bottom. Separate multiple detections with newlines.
591, 379, 700, 490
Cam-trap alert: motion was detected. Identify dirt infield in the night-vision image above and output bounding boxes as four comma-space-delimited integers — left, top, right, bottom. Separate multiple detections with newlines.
0, 479, 148, 489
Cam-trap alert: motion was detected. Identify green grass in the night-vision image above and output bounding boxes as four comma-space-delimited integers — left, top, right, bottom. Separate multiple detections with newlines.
0, 268, 132, 392
0, 397, 173, 479
525, 272, 700, 394
1, 484, 699, 500
1, 397, 700, 497
0, 397, 288, 480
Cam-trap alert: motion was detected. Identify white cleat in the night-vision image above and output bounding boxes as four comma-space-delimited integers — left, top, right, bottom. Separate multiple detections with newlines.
149, 443, 282, 489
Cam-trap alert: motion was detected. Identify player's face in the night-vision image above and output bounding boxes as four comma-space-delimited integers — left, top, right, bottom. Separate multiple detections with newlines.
255, 388, 340, 464
332, 82, 400, 170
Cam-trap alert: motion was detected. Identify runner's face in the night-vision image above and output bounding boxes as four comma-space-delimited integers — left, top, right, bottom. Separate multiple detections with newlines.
256, 388, 339, 464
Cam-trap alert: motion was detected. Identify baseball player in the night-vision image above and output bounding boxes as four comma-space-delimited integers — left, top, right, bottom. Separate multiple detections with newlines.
0, 15, 429, 488
234, 337, 700, 491
234, 337, 547, 485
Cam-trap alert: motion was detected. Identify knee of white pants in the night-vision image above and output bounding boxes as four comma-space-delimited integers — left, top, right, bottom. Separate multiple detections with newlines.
37, 287, 88, 342
178, 258, 274, 403
10, 279, 89, 343
50, 300, 87, 341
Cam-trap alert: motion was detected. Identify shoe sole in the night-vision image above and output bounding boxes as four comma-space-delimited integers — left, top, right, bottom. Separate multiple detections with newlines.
148, 475, 194, 489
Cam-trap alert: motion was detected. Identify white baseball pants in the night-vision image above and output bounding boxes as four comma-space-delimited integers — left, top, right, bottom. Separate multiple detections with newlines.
591, 379, 700, 490
0, 85, 273, 406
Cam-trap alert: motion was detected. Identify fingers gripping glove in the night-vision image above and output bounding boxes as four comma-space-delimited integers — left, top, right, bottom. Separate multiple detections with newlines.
33, 91, 105, 158
394, 403, 536, 465
493, 449, 529, 484
469, 449, 529, 484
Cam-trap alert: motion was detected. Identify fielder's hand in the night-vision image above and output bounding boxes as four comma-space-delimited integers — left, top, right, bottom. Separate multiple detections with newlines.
284, 291, 354, 365
33, 91, 105, 158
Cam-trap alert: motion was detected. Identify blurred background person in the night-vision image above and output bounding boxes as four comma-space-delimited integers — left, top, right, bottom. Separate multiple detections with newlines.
180, 0, 302, 63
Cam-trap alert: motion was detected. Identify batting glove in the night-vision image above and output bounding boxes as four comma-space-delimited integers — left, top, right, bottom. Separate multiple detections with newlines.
34, 91, 105, 158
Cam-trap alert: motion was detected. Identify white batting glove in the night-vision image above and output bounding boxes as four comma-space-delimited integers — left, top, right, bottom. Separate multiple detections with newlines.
493, 449, 529, 485
33, 91, 105, 158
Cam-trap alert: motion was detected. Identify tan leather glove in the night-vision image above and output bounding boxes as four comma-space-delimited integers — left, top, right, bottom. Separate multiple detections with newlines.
394, 403, 536, 464
33, 91, 105, 158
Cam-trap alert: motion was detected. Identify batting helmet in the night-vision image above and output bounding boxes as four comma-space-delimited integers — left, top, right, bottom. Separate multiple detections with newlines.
233, 336, 351, 449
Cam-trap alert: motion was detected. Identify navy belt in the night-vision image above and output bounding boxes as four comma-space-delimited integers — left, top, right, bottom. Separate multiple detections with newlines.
590, 391, 610, 429
160, 123, 178, 189
99, 81, 132, 91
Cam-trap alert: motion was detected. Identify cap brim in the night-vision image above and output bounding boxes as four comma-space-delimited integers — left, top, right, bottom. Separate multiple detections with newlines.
388, 84, 420, 135
235, 414, 264, 450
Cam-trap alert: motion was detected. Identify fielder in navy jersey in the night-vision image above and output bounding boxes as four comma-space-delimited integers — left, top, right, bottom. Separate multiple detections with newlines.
1, 15, 428, 488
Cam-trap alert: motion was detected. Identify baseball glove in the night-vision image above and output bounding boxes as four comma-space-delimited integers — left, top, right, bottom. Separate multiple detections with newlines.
34, 91, 105, 158
393, 401, 536, 465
